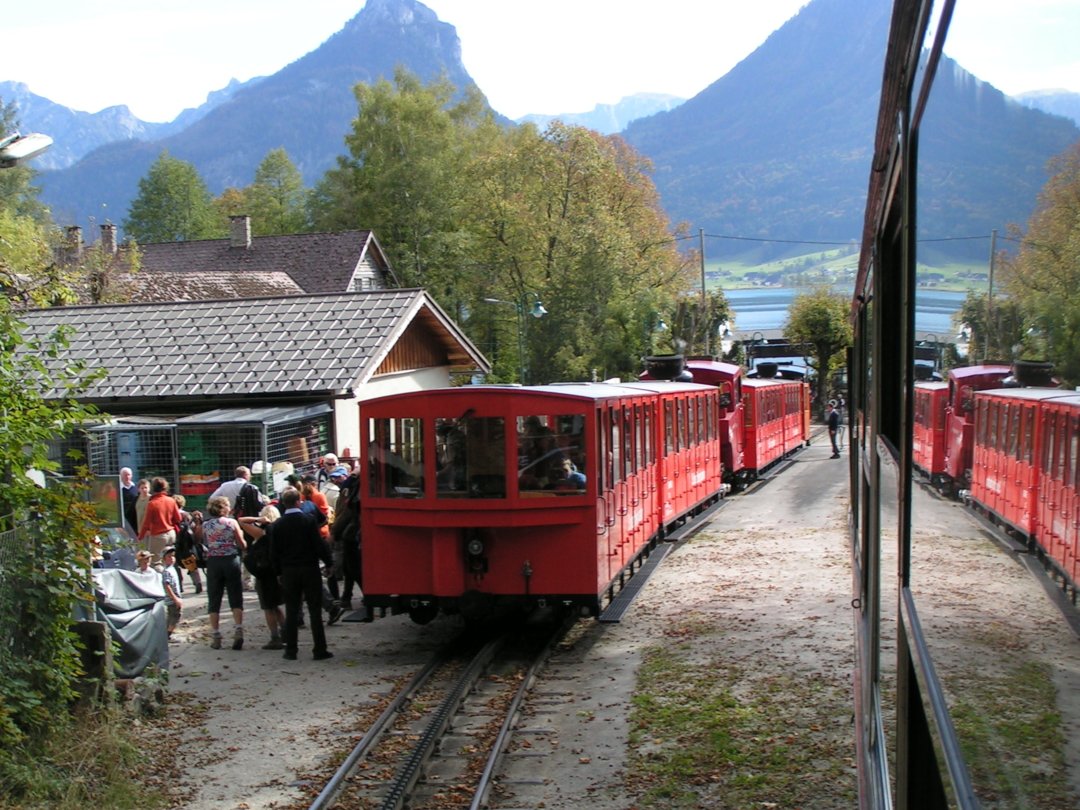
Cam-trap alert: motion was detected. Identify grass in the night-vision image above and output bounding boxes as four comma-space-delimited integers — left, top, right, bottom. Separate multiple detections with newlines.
0, 705, 163, 810
948, 659, 1072, 809
625, 619, 856, 809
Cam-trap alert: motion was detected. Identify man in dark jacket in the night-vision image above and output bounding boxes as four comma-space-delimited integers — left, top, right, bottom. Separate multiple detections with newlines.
270, 487, 334, 661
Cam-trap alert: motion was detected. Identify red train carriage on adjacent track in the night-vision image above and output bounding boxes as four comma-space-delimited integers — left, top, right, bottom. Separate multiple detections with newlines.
913, 381, 948, 485
641, 356, 809, 485
740, 376, 810, 477
358, 381, 724, 623
967, 388, 1080, 593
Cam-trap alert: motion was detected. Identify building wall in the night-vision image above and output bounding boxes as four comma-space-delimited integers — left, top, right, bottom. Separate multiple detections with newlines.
330, 366, 452, 459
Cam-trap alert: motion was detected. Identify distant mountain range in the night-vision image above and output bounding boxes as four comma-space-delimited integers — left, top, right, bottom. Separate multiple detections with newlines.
516, 93, 685, 136
3, 0, 1078, 264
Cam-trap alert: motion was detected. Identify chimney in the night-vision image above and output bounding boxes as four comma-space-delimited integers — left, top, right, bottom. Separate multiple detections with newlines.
64, 226, 83, 262
100, 223, 117, 255
230, 215, 252, 249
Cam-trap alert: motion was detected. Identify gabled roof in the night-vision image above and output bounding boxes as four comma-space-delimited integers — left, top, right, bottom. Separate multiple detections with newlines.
117, 270, 304, 302
17, 290, 488, 404
135, 230, 396, 294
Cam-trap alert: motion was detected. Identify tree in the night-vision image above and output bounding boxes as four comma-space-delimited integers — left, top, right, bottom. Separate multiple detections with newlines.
310, 68, 491, 290
1001, 141, 1080, 385
124, 151, 221, 242
217, 149, 310, 235
0, 298, 102, 774
784, 288, 852, 411
462, 122, 693, 383
953, 289, 1025, 365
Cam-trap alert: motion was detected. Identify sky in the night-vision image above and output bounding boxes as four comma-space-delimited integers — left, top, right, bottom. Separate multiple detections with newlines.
2, 0, 1079, 125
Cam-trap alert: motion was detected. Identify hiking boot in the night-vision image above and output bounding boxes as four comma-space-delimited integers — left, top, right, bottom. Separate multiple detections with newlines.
262, 637, 284, 650
283, 650, 298, 661
327, 605, 345, 626
210, 633, 222, 650
232, 627, 244, 650
313, 650, 334, 661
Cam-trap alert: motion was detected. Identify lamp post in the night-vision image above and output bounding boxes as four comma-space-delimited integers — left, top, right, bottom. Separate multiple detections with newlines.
0, 131, 52, 168
921, 332, 940, 373
748, 331, 764, 373
483, 293, 547, 384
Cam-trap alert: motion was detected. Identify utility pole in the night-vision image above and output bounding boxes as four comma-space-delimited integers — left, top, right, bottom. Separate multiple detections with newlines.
985, 228, 996, 362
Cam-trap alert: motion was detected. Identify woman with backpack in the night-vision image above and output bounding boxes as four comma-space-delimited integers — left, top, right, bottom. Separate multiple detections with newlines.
238, 505, 286, 649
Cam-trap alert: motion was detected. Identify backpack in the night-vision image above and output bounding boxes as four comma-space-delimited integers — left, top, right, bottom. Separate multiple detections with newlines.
234, 483, 264, 519
243, 533, 273, 577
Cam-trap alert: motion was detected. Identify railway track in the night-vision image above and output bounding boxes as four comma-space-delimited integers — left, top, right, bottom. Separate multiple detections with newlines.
308, 612, 574, 810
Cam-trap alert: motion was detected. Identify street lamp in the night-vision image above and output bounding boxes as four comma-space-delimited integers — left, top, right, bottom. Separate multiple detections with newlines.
921, 332, 940, 373
0, 131, 52, 168
748, 331, 764, 373
483, 293, 547, 383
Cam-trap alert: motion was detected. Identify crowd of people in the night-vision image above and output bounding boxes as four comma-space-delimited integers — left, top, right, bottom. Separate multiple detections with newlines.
113, 454, 362, 660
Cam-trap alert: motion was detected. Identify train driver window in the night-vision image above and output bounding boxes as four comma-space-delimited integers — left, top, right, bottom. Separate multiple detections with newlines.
517, 414, 586, 495
437, 415, 506, 498
368, 417, 424, 498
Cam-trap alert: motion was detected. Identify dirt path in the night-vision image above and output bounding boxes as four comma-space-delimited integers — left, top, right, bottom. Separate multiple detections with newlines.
149, 436, 1080, 808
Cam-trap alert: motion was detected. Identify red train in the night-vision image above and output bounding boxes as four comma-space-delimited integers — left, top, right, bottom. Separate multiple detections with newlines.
641, 356, 810, 486
913, 363, 1011, 494
966, 387, 1080, 591
358, 381, 725, 623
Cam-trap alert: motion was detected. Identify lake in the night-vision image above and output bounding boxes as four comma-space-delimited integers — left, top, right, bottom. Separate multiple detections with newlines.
724, 287, 967, 339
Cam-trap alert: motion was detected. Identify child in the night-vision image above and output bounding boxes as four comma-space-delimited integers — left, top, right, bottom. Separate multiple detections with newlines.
159, 546, 183, 636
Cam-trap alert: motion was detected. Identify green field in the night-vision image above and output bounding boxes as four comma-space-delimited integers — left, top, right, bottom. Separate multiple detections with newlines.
706, 247, 989, 293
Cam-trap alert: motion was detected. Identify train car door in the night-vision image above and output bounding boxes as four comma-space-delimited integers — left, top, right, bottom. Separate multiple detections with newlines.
1040, 408, 1066, 564
659, 395, 679, 523
1010, 401, 1037, 536
596, 402, 621, 580
1063, 407, 1080, 583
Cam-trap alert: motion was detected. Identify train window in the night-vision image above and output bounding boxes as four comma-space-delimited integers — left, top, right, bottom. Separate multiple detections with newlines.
678, 399, 688, 450
1070, 418, 1079, 489
632, 406, 640, 470
369, 416, 424, 498
517, 414, 585, 495
623, 406, 635, 476
1008, 405, 1020, 459
643, 404, 653, 466
611, 406, 623, 484
596, 407, 609, 493
1022, 408, 1034, 464
665, 401, 675, 454
435, 416, 507, 498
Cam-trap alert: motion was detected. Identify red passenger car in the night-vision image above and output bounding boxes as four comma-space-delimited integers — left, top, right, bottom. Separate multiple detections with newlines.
968, 388, 1079, 590
1036, 395, 1080, 586
641, 357, 809, 485
359, 382, 723, 623
641, 357, 746, 484
741, 377, 811, 476
913, 381, 948, 484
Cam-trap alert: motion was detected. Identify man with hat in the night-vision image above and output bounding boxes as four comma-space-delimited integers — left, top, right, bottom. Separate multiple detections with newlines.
322, 464, 349, 511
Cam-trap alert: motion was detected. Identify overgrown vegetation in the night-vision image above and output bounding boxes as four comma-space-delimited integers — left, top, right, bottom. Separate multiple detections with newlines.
625, 619, 856, 808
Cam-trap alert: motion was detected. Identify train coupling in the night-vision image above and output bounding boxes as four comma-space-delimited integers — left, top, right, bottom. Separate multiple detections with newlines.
957, 489, 971, 504
720, 483, 732, 497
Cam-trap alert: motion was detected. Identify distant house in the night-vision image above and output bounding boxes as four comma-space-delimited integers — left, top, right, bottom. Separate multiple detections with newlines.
18, 290, 489, 505
64, 215, 398, 303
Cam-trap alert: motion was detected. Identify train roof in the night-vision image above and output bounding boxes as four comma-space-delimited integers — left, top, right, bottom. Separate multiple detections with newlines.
947, 364, 1012, 382
975, 386, 1072, 402
361, 380, 718, 409
741, 376, 806, 388
914, 381, 949, 391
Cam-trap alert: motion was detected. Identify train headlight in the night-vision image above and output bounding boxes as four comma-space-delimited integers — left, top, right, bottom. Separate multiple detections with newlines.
467, 537, 484, 557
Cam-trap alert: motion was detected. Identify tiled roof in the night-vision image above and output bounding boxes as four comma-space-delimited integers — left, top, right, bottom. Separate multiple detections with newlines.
134, 230, 393, 294
17, 290, 487, 403
118, 270, 304, 302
